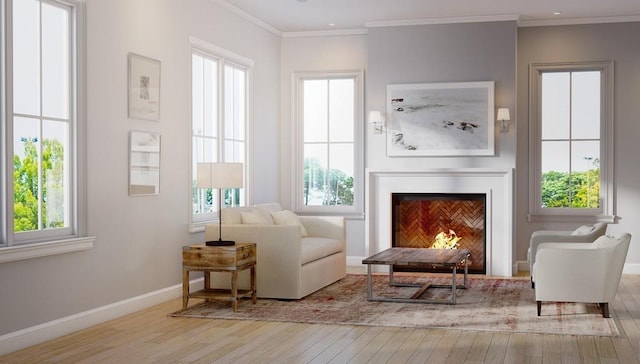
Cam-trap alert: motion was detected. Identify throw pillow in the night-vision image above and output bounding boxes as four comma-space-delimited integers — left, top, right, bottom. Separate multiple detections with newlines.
571, 224, 596, 236
271, 210, 308, 237
241, 210, 272, 225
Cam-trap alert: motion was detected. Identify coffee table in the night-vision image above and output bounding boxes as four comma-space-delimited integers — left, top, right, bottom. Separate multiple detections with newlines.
362, 247, 470, 305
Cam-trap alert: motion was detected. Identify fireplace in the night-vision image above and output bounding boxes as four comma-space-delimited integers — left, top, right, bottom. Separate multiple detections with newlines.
392, 193, 486, 274
366, 169, 513, 276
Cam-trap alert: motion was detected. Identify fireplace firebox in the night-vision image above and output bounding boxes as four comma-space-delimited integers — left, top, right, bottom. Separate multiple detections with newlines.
392, 193, 486, 274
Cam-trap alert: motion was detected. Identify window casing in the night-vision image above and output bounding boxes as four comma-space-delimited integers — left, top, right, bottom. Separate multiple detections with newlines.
2, 0, 87, 249
292, 71, 364, 216
528, 61, 614, 223
190, 38, 252, 226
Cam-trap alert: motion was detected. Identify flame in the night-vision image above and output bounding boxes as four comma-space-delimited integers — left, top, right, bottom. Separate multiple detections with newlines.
430, 229, 461, 249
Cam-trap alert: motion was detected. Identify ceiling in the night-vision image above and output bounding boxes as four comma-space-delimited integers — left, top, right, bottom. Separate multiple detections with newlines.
219, 0, 640, 34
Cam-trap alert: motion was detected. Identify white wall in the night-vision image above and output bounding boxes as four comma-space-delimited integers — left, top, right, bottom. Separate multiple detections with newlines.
0, 0, 280, 337
516, 22, 640, 271
280, 34, 369, 257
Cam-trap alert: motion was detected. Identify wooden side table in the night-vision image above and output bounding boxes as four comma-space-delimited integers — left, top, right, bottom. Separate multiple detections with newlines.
182, 242, 256, 312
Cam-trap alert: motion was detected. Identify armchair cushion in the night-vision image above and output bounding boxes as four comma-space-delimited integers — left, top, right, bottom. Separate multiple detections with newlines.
571, 224, 598, 236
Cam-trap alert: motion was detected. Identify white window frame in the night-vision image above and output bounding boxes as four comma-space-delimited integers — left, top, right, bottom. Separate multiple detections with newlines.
528, 61, 615, 223
189, 37, 253, 231
291, 70, 364, 216
0, 0, 93, 262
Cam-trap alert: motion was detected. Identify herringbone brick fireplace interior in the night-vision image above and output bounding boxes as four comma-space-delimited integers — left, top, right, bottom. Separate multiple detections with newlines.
392, 193, 486, 274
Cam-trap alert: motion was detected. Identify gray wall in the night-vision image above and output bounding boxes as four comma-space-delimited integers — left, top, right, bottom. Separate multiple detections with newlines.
516, 22, 640, 266
366, 21, 517, 171
0, 0, 281, 336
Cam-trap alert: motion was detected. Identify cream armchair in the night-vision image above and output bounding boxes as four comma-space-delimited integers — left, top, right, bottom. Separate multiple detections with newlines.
532, 233, 631, 318
528, 223, 608, 281
204, 203, 346, 299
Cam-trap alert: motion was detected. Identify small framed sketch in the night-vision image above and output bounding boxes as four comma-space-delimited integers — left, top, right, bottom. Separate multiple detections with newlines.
129, 131, 161, 196
387, 81, 495, 156
128, 53, 160, 121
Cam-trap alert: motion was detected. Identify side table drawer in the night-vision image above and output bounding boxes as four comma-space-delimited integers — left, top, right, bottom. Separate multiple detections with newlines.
182, 243, 256, 268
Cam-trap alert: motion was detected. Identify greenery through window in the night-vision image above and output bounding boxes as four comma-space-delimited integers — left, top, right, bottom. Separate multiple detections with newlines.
540, 71, 600, 209
6, 0, 78, 242
529, 61, 614, 222
301, 78, 356, 208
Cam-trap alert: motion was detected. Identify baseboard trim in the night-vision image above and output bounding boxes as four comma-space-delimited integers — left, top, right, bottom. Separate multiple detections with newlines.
0, 279, 205, 356
346, 255, 366, 267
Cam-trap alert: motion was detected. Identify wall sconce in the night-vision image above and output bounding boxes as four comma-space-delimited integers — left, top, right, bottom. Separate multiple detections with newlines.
369, 110, 386, 134
497, 108, 511, 133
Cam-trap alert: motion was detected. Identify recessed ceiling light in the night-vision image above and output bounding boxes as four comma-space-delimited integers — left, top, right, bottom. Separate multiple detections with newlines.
297, 0, 308, 2
552, 11, 561, 15
328, 23, 335, 27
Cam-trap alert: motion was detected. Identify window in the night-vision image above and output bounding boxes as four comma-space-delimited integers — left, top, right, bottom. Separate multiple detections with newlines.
2, 0, 89, 253
190, 38, 252, 226
528, 62, 614, 222
293, 71, 363, 215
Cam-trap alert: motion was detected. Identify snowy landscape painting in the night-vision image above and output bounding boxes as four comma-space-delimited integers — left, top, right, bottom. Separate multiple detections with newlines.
386, 81, 495, 156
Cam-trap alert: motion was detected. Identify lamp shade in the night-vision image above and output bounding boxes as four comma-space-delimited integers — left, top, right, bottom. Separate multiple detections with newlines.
497, 108, 510, 121
197, 162, 243, 189
368, 110, 384, 124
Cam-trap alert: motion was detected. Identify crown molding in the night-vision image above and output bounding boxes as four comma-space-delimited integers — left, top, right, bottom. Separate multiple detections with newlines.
282, 28, 368, 38
212, 0, 283, 37
518, 15, 640, 27
364, 14, 520, 28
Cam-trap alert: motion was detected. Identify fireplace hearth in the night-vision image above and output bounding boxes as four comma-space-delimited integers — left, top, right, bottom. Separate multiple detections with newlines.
392, 193, 486, 274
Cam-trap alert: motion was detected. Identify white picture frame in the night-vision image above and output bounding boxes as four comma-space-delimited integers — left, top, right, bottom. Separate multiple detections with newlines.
128, 53, 160, 121
129, 131, 161, 196
386, 81, 495, 156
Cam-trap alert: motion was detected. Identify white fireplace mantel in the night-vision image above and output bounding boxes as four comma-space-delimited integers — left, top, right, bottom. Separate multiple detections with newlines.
365, 168, 514, 277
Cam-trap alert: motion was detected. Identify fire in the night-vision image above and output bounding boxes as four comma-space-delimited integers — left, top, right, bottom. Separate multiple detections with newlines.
430, 229, 461, 249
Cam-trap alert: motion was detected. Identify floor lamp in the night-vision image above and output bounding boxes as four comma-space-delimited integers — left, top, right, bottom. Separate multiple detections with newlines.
197, 162, 243, 246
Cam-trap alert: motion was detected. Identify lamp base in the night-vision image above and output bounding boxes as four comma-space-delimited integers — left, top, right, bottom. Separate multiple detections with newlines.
206, 240, 235, 246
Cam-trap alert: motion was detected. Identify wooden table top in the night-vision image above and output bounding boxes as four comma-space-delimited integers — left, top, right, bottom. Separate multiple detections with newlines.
362, 247, 470, 267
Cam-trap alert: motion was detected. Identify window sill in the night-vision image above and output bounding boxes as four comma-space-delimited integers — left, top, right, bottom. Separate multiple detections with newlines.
527, 214, 616, 224
0, 236, 96, 263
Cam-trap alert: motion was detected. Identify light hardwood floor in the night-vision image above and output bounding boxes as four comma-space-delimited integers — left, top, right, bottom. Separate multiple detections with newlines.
2, 274, 640, 363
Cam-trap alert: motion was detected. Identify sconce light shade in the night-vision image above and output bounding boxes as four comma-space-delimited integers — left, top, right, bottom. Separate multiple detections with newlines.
369, 110, 385, 134
497, 108, 511, 133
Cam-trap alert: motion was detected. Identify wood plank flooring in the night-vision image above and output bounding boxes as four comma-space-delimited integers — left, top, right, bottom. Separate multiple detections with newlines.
2, 274, 640, 363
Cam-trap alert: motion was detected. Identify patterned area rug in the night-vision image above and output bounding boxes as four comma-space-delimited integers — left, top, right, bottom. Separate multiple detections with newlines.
170, 274, 619, 337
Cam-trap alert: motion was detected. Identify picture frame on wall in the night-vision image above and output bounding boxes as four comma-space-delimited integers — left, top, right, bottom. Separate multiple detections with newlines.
129, 130, 161, 196
128, 53, 161, 121
386, 81, 495, 157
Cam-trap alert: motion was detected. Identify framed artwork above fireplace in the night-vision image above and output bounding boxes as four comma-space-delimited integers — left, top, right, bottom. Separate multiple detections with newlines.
386, 81, 495, 157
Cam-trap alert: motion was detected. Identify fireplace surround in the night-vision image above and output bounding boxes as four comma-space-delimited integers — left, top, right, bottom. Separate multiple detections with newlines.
366, 169, 513, 276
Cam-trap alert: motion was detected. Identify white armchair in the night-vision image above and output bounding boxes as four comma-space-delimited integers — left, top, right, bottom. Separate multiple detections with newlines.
532, 233, 631, 318
528, 223, 608, 281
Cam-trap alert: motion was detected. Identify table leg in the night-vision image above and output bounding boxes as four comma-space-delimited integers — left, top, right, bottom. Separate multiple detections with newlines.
231, 271, 238, 312
182, 269, 189, 309
452, 266, 457, 305
464, 253, 469, 287
367, 264, 373, 301
250, 265, 257, 304
204, 270, 210, 290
